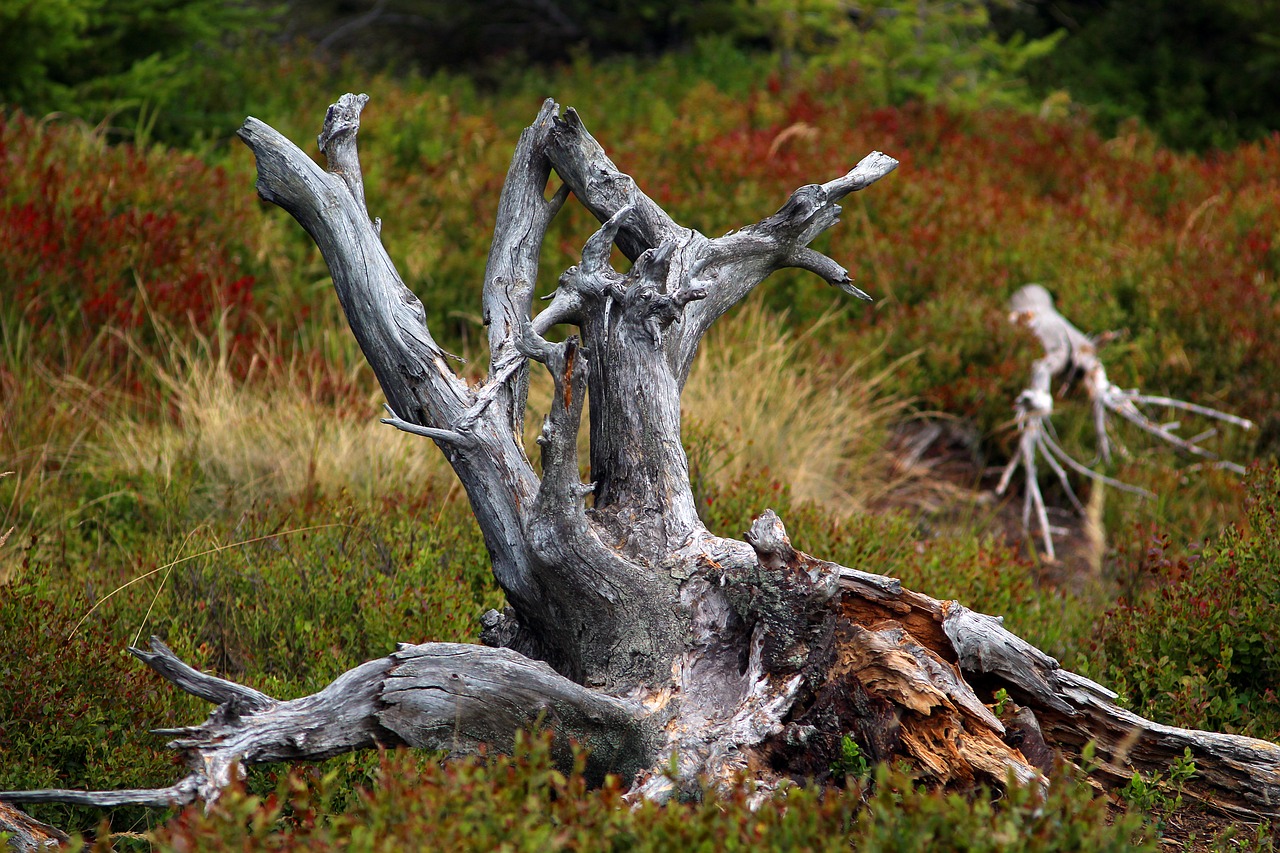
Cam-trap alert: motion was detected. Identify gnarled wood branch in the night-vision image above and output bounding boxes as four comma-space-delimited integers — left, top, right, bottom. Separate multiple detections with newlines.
999, 284, 1254, 558
4, 98, 1277, 842
0, 638, 651, 813
8, 527, 1278, 818
543, 108, 897, 388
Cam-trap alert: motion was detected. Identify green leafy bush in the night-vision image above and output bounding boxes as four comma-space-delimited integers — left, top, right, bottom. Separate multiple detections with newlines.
838, 0, 1063, 110
0, 0, 272, 144
1116, 748, 1198, 824
1088, 466, 1280, 739
141, 730, 1154, 852
0, 596, 196, 833
0, 476, 499, 837
998, 0, 1280, 151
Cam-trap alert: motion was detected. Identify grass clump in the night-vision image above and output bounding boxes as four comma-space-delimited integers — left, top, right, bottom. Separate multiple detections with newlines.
683, 300, 910, 516
91, 320, 451, 508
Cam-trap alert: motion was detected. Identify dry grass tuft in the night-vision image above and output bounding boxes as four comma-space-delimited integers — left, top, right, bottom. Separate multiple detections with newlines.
90, 318, 453, 504
681, 302, 912, 515
521, 302, 912, 516
62, 302, 907, 518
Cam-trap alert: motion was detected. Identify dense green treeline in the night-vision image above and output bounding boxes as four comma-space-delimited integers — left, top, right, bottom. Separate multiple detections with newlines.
0, 0, 266, 144
994, 0, 1280, 151
3, 1, 1279, 149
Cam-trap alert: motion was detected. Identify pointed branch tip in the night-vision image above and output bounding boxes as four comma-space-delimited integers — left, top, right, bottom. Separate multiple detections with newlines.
380, 406, 468, 445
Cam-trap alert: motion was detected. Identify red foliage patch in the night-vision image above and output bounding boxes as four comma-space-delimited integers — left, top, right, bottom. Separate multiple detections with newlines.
0, 113, 260, 387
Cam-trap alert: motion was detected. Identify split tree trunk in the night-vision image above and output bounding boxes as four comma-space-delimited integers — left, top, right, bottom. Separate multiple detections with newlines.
3, 96, 1278, 837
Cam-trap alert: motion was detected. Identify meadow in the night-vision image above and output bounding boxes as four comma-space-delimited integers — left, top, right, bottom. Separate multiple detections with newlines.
2, 37, 1278, 850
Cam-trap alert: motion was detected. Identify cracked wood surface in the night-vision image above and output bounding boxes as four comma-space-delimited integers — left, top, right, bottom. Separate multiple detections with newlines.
3, 97, 1277, 842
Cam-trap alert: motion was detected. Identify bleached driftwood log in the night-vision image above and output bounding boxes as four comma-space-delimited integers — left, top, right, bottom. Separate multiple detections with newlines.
999, 284, 1254, 560
3, 99, 1277, 840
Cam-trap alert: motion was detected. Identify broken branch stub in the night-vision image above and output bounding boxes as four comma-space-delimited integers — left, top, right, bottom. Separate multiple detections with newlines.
3, 98, 1278, 841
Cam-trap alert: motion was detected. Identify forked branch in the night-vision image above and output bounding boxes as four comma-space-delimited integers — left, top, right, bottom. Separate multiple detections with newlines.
543, 109, 897, 384
0, 638, 652, 813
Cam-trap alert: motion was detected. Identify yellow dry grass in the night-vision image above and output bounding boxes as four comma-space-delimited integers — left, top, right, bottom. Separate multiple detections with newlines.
522, 301, 911, 516
46, 302, 906, 522
681, 302, 911, 515
89, 320, 453, 504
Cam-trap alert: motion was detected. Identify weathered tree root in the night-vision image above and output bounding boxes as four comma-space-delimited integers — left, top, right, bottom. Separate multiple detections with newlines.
3, 99, 1277, 847
0, 639, 652, 813
0, 802, 67, 852
999, 284, 1254, 559
4, 518, 1278, 821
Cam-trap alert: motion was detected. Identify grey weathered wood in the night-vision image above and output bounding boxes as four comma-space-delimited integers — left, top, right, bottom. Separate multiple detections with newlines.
1001, 284, 1254, 557
129, 636, 273, 712
0, 800, 69, 852
1, 638, 650, 810
380, 644, 653, 785
1009, 283, 1253, 465
942, 603, 1280, 816
4, 97, 1278, 835
240, 95, 547, 622
480, 97, 568, 440
543, 109, 897, 389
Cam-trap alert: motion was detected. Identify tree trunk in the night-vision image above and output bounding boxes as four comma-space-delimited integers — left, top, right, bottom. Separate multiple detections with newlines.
3, 96, 1277, 836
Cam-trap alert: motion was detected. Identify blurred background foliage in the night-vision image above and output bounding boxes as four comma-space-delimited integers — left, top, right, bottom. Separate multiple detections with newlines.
3, 0, 1279, 150
992, 0, 1280, 151
0, 0, 267, 145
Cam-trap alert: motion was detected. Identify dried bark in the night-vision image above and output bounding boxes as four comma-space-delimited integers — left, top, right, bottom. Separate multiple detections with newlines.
0, 801, 66, 853
3, 97, 1277, 839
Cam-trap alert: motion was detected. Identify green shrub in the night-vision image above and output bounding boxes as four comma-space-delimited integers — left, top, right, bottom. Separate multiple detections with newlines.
1087, 465, 1280, 739
143, 729, 1154, 852
839, 0, 1063, 111
1115, 748, 1198, 829
0, 0, 272, 145
0, 596, 196, 834
0, 482, 499, 838
998, 0, 1280, 151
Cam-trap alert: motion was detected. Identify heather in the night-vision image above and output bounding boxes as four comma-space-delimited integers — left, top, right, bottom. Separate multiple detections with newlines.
2, 39, 1278, 851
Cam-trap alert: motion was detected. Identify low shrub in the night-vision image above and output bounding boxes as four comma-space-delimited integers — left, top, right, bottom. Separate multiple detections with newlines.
0, 597, 195, 834
0, 111, 261, 387
0, 487, 499, 838
142, 730, 1154, 852
1087, 465, 1280, 739
0, 0, 272, 146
